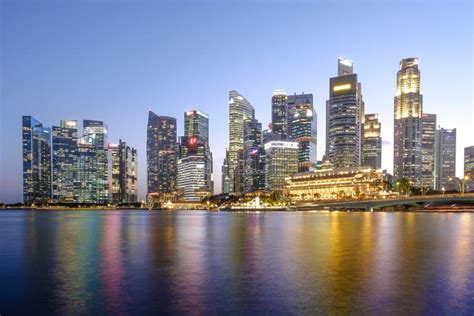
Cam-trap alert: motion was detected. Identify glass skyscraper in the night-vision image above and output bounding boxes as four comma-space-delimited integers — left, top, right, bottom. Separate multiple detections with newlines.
271, 90, 288, 141
177, 109, 213, 200
326, 58, 364, 167
109, 140, 138, 204
264, 141, 299, 191
22, 116, 52, 204
434, 128, 456, 191
421, 113, 437, 189
393, 58, 423, 185
243, 118, 265, 192
228, 90, 255, 193
288, 93, 317, 172
146, 111, 177, 195
52, 120, 78, 202
75, 134, 98, 203
83, 120, 109, 203
362, 113, 382, 169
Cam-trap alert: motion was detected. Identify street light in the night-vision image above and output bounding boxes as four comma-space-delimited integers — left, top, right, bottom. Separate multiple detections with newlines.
442, 187, 445, 196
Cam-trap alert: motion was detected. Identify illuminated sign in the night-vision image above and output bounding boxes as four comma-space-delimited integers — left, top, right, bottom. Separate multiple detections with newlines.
108, 143, 118, 149
333, 84, 351, 92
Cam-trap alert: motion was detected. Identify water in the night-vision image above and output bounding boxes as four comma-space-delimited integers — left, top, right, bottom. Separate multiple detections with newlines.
1, 210, 474, 314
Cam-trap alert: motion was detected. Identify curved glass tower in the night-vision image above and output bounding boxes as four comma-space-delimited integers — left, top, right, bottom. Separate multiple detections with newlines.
228, 90, 254, 193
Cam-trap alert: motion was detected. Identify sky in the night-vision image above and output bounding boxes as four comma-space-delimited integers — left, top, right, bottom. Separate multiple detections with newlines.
1, 0, 473, 203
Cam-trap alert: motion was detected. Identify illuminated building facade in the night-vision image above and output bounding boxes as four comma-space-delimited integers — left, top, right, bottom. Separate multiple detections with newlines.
243, 118, 265, 192
434, 128, 456, 190
264, 141, 299, 191
22, 116, 52, 204
83, 120, 109, 203
326, 58, 364, 167
75, 134, 98, 203
221, 148, 230, 194
177, 156, 208, 201
52, 120, 78, 202
109, 140, 138, 204
271, 90, 288, 140
421, 113, 437, 189
393, 58, 423, 185
147, 111, 177, 195
228, 90, 255, 193
286, 166, 387, 200
177, 109, 213, 196
362, 113, 382, 169
288, 93, 317, 172
464, 146, 474, 192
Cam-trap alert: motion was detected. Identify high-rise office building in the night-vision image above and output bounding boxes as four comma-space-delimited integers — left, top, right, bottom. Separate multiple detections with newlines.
326, 58, 364, 167
177, 109, 213, 199
75, 134, 98, 203
228, 90, 255, 193
464, 146, 474, 192
393, 58, 423, 185
362, 113, 382, 169
147, 111, 177, 195
264, 141, 299, 191
52, 120, 78, 202
288, 93, 317, 172
221, 149, 230, 194
22, 116, 52, 204
177, 156, 208, 201
421, 113, 437, 189
109, 140, 138, 204
243, 118, 265, 192
271, 90, 288, 140
434, 128, 456, 190
83, 120, 109, 203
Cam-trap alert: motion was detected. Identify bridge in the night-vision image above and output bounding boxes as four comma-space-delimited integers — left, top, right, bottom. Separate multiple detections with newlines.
292, 194, 474, 212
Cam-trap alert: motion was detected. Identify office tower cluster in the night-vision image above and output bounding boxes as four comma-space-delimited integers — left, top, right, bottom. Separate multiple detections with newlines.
146, 109, 213, 202
393, 58, 460, 192
222, 88, 317, 195
22, 117, 137, 205
324, 58, 382, 171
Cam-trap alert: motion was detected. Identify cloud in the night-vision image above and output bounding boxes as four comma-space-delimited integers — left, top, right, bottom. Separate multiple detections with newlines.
382, 139, 391, 146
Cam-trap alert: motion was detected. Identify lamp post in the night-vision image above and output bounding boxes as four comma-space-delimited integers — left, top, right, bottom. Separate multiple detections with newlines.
462, 175, 470, 195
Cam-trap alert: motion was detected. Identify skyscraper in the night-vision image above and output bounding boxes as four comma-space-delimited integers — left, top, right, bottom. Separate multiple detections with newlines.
228, 90, 255, 193
326, 58, 364, 167
464, 146, 474, 192
288, 93, 317, 172
83, 120, 109, 203
109, 140, 138, 204
147, 111, 177, 195
221, 148, 230, 194
421, 113, 437, 189
362, 113, 382, 169
75, 133, 98, 203
177, 156, 208, 201
243, 118, 265, 192
22, 116, 52, 204
177, 109, 213, 200
393, 58, 423, 185
271, 90, 288, 140
52, 120, 78, 202
264, 141, 299, 191
434, 128, 456, 191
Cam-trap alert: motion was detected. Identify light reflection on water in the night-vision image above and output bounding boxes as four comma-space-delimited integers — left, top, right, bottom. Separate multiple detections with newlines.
0, 210, 473, 314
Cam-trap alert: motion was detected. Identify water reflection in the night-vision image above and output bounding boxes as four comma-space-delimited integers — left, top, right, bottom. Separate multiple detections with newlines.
0, 210, 473, 314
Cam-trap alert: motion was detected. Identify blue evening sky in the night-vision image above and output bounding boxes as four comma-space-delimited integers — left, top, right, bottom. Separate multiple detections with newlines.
1, 0, 473, 203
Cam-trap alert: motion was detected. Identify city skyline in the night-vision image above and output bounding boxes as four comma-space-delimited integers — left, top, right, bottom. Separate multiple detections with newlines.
1, 1, 473, 203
